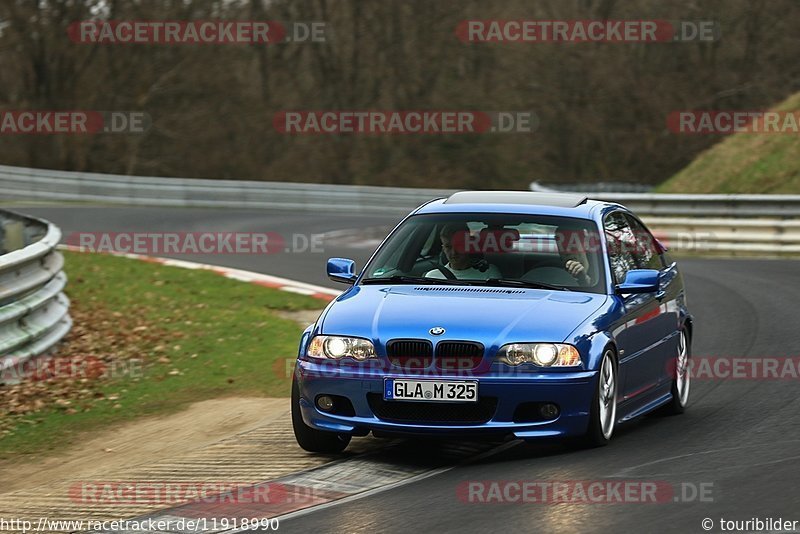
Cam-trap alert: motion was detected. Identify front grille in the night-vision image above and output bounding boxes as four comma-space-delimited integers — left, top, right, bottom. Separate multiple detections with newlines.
386, 339, 433, 369
367, 393, 497, 424
435, 341, 485, 371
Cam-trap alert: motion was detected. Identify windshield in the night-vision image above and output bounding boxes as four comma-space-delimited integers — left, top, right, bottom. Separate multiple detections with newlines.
362, 213, 606, 294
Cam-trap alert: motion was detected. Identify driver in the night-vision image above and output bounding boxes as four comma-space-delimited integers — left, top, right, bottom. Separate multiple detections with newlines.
426, 222, 502, 280
555, 225, 593, 287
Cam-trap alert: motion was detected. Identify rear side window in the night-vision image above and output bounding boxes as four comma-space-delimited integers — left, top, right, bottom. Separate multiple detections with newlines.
624, 214, 665, 270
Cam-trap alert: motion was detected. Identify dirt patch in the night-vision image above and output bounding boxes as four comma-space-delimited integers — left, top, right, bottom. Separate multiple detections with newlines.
0, 303, 176, 435
0, 397, 286, 493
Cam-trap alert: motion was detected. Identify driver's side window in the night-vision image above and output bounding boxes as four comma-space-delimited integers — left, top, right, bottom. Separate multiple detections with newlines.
625, 215, 665, 271
604, 212, 637, 285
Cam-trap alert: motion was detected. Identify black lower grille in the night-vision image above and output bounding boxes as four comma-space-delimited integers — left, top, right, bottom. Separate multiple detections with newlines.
367, 393, 497, 424
386, 339, 433, 369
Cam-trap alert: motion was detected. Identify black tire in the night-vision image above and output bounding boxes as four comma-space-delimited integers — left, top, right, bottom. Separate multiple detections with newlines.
291, 378, 351, 453
660, 328, 690, 415
580, 348, 617, 448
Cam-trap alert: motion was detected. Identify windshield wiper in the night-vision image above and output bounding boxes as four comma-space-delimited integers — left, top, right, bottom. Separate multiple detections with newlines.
482, 278, 571, 291
361, 275, 473, 285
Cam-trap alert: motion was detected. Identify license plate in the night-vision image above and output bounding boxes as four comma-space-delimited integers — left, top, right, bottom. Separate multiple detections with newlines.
384, 379, 478, 403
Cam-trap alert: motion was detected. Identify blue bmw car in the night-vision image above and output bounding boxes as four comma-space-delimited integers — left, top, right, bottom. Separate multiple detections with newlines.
292, 191, 692, 452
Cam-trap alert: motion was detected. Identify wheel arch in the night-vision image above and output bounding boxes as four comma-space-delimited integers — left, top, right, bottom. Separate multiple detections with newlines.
681, 315, 694, 348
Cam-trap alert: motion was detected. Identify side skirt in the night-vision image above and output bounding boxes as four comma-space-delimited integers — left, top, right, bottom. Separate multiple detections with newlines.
617, 391, 673, 424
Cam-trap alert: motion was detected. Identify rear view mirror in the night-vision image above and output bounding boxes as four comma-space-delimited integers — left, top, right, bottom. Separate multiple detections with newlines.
327, 258, 357, 284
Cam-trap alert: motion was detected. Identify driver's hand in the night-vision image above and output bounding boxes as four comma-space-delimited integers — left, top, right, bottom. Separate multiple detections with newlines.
566, 259, 587, 280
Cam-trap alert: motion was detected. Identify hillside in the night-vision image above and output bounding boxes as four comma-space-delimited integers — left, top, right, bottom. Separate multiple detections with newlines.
658, 92, 800, 193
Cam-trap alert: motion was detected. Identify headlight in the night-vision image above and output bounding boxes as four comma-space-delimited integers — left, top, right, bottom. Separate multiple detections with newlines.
307, 335, 377, 361
496, 343, 581, 367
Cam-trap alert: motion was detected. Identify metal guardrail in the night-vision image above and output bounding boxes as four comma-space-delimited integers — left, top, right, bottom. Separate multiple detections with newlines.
531, 181, 654, 193
3, 164, 800, 218
643, 217, 800, 255
530, 180, 800, 218
0, 209, 72, 383
1, 164, 799, 255
599, 193, 800, 218
0, 164, 452, 215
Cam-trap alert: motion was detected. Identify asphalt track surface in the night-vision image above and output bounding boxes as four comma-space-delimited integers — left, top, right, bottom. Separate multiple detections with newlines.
10, 205, 800, 534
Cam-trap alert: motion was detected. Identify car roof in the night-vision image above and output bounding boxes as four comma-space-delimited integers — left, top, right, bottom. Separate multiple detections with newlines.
415, 191, 612, 218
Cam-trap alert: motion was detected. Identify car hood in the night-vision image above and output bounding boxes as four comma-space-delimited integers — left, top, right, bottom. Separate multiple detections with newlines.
319, 285, 607, 349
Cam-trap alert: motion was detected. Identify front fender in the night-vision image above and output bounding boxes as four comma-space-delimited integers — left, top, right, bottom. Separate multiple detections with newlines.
563, 296, 617, 372
575, 331, 615, 372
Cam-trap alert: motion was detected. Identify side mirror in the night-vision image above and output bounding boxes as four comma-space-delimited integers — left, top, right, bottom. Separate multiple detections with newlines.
616, 269, 660, 294
327, 258, 357, 284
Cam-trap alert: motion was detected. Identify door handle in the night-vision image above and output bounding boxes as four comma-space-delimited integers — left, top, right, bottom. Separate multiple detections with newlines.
655, 290, 666, 301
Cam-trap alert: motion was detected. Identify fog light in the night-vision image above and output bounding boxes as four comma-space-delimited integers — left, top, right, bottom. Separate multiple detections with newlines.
317, 395, 334, 411
540, 403, 559, 419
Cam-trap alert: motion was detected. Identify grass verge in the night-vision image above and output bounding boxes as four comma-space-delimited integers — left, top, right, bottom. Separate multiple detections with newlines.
657, 91, 800, 193
0, 251, 324, 458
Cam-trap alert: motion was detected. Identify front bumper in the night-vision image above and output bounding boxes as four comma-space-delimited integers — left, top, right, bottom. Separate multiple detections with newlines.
295, 359, 598, 440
